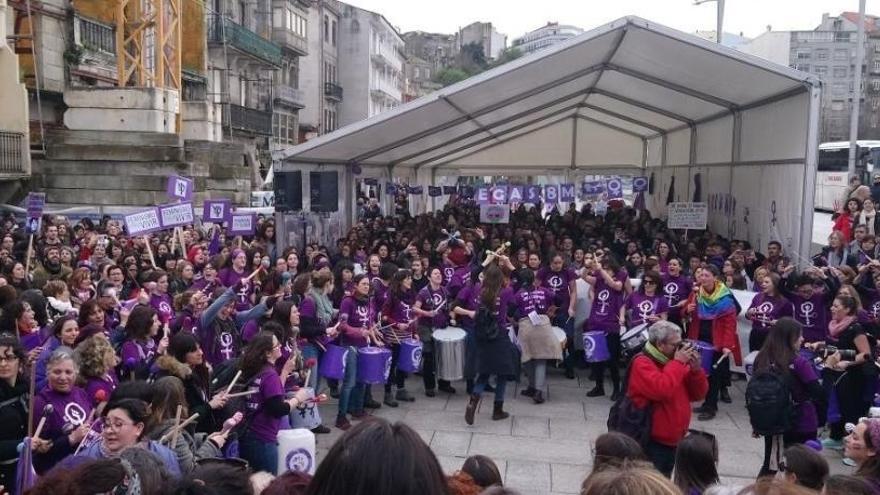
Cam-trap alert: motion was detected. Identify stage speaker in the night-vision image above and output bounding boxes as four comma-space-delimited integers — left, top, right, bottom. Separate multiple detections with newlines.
310, 171, 339, 212
274, 171, 302, 212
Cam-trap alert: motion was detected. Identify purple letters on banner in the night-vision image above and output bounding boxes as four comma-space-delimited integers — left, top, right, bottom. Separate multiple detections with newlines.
428, 186, 442, 197
544, 185, 560, 204
632, 176, 648, 193
166, 175, 194, 201
560, 184, 576, 203
386, 183, 397, 195
508, 185, 524, 203
202, 199, 231, 224
124, 208, 162, 236
229, 214, 255, 236
606, 177, 623, 199
408, 185, 423, 195
158, 202, 194, 228
524, 185, 542, 203
476, 186, 490, 204
442, 185, 457, 195
490, 186, 508, 204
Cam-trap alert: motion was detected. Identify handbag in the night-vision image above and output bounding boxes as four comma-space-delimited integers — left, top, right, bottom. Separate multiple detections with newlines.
607, 352, 653, 447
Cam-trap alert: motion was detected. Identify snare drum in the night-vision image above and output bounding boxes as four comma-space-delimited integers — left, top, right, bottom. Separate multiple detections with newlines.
552, 326, 567, 350
319, 344, 349, 381
620, 323, 649, 359
433, 327, 466, 381
398, 338, 423, 373
356, 346, 392, 384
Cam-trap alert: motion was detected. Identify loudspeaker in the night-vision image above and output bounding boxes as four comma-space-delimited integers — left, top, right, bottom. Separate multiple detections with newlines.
310, 171, 339, 212
274, 171, 302, 212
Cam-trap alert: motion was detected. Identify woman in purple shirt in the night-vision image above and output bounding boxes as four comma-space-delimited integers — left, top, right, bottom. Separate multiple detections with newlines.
781, 268, 837, 343
752, 318, 824, 477
514, 268, 560, 404
335, 275, 379, 430
237, 332, 309, 474
75, 334, 119, 408
381, 269, 417, 406
218, 249, 254, 312
746, 272, 794, 352
147, 270, 174, 325
661, 258, 692, 328
583, 256, 628, 400
538, 254, 578, 378
626, 271, 669, 328
413, 267, 454, 396
120, 305, 167, 380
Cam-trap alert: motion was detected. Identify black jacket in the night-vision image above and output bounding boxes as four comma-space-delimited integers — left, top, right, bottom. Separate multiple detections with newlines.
0, 378, 28, 487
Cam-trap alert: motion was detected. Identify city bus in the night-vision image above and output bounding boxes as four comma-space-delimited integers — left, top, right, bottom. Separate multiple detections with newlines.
816, 141, 880, 211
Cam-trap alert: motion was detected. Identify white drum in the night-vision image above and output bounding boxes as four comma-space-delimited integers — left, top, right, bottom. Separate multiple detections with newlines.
552, 326, 567, 350
277, 428, 316, 475
620, 323, 649, 359
433, 327, 466, 381
744, 350, 759, 380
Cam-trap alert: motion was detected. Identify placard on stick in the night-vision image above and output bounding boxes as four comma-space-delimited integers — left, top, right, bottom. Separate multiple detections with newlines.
124, 208, 162, 236
167, 176, 194, 201
159, 202, 195, 228
667, 202, 708, 230
203, 199, 231, 224
229, 214, 255, 235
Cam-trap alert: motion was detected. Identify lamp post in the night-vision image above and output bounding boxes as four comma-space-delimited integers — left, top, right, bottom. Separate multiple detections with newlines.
694, 0, 725, 44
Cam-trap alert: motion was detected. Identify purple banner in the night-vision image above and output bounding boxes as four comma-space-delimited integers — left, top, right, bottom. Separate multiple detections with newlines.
476, 186, 491, 204
158, 202, 194, 228
124, 208, 162, 236
460, 185, 474, 198
490, 186, 508, 204
363, 178, 378, 186
560, 183, 576, 203
166, 175, 194, 201
508, 185, 524, 203
202, 199, 231, 224
442, 185, 457, 195
632, 176, 648, 193
408, 185, 423, 195
606, 177, 623, 199
583, 181, 605, 195
544, 184, 560, 204
386, 183, 397, 195
25, 192, 45, 217
524, 185, 542, 203
428, 186, 442, 197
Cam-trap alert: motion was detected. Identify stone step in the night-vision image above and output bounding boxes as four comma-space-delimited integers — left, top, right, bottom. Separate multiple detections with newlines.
45, 144, 186, 162
46, 130, 182, 147
32, 160, 207, 177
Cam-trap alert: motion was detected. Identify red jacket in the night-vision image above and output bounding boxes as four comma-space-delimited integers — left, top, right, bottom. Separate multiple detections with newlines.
684, 292, 743, 366
627, 354, 708, 446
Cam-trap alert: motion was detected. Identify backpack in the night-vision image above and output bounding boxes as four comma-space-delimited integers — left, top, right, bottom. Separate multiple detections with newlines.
745, 367, 796, 436
607, 353, 653, 447
474, 305, 500, 342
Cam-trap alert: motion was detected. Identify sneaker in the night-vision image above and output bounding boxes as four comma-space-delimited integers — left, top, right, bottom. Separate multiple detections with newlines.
363, 399, 382, 409
425, 389, 436, 397
697, 409, 716, 421
395, 389, 416, 402
843, 457, 857, 467
311, 424, 331, 434
520, 387, 537, 398
383, 392, 399, 408
586, 387, 605, 398
351, 410, 369, 420
335, 416, 351, 430
822, 438, 844, 450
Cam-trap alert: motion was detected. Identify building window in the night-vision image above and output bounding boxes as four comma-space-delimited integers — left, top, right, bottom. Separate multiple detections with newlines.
239, 76, 247, 106
273, 112, 297, 146
815, 49, 829, 61
833, 48, 848, 61
273, 8, 283, 28
874, 80, 880, 92
832, 82, 847, 96
323, 15, 329, 39
814, 66, 828, 77
794, 64, 809, 72
874, 60, 880, 73
424, 68, 430, 79
239, 1, 247, 27
414, 67, 420, 78
831, 101, 845, 111
795, 49, 810, 60
873, 96, 880, 109
833, 66, 848, 78
331, 20, 337, 46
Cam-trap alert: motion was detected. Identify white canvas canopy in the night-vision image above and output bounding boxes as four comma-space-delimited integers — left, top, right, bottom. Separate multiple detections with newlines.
274, 16, 821, 260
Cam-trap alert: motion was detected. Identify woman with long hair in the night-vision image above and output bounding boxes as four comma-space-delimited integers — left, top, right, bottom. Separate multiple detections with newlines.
218, 249, 254, 311
412, 266, 455, 397
464, 263, 518, 425
672, 433, 719, 495
512, 268, 561, 404
582, 255, 629, 400
0, 300, 41, 350
0, 335, 28, 488
822, 231, 854, 268
300, 271, 338, 392
537, 253, 578, 378
147, 269, 174, 325
833, 197, 862, 242
120, 305, 168, 380
334, 274, 379, 430
381, 269, 417, 406
169, 260, 195, 296
844, 417, 880, 490
746, 272, 794, 352
236, 332, 308, 474
661, 258, 692, 328
752, 318, 824, 476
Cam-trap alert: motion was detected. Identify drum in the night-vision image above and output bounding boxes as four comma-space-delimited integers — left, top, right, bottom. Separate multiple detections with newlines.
356, 346, 392, 384
798, 348, 822, 374
288, 389, 322, 430
552, 326, 567, 350
277, 428, 316, 475
433, 327, 466, 381
687, 340, 715, 375
582, 331, 610, 363
620, 323, 649, 359
744, 350, 759, 379
318, 344, 348, 381
398, 338, 423, 373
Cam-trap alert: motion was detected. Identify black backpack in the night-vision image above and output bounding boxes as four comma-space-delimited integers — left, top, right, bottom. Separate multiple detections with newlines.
607, 353, 652, 447
745, 367, 796, 436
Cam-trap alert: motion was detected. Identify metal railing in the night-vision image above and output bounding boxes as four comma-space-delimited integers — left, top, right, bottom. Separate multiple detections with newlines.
324, 82, 343, 101
75, 15, 116, 53
208, 14, 282, 67
272, 27, 309, 56
224, 104, 273, 135
275, 84, 305, 108
0, 132, 27, 175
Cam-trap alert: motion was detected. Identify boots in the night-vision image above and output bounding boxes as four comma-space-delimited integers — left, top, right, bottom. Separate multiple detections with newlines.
383, 391, 399, 408
395, 389, 415, 402
492, 401, 510, 421
532, 390, 545, 404
465, 394, 481, 425
586, 385, 605, 397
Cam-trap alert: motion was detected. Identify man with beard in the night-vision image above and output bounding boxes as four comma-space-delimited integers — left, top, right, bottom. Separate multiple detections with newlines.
32, 245, 72, 290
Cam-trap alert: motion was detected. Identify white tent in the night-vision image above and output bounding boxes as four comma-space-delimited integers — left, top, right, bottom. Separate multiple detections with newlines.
275, 16, 821, 259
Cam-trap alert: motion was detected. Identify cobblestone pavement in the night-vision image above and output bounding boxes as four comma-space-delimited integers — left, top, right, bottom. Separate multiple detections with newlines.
314, 366, 852, 494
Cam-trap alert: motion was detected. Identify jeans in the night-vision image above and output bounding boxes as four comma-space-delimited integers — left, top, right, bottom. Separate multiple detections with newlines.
338, 346, 363, 417
473, 374, 507, 402
239, 435, 279, 475
703, 349, 730, 411
646, 440, 676, 477
525, 359, 547, 391
302, 343, 322, 391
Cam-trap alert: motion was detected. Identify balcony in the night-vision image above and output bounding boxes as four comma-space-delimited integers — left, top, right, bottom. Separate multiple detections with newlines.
371, 77, 402, 102
324, 82, 344, 101
272, 28, 308, 56
275, 84, 305, 108
0, 131, 29, 176
224, 104, 273, 135
370, 43, 403, 72
208, 14, 282, 67
75, 15, 115, 53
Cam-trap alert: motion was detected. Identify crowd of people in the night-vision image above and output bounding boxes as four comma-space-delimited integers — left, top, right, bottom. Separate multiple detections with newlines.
0, 189, 873, 494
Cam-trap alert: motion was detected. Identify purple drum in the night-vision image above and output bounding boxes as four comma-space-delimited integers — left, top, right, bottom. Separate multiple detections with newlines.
582, 331, 610, 363
798, 348, 822, 374
398, 338, 422, 374
319, 345, 348, 381
688, 340, 714, 374
357, 346, 392, 384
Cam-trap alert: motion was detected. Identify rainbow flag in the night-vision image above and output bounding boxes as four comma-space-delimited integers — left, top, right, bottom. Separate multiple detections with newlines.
697, 282, 737, 320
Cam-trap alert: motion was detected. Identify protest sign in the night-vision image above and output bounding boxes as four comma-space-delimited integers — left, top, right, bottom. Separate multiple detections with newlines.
229, 214, 256, 235
203, 199, 231, 224
667, 202, 708, 230
159, 202, 195, 228
124, 208, 162, 236
166, 176, 194, 201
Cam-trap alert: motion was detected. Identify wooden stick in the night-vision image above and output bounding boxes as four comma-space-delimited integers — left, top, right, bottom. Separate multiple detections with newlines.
243, 266, 263, 282
159, 413, 200, 444
24, 234, 34, 274
712, 352, 729, 369
169, 228, 178, 256
27, 361, 37, 435
178, 227, 187, 257
225, 370, 242, 395
170, 404, 183, 447
224, 389, 258, 399
482, 241, 511, 267
143, 235, 157, 269
32, 416, 48, 440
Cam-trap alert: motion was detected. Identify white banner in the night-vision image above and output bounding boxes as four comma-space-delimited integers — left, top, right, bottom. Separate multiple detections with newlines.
667, 202, 708, 230
159, 202, 194, 228
479, 204, 510, 224
124, 208, 162, 236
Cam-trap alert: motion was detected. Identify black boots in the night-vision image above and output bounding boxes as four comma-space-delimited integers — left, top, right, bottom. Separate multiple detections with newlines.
465, 394, 481, 425
492, 401, 509, 421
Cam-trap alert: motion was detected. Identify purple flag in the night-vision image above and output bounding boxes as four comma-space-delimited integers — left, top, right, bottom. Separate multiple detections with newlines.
633, 176, 648, 193
524, 185, 542, 203
442, 185, 457, 195
606, 177, 623, 199
386, 183, 397, 195
508, 185, 524, 203
544, 185, 560, 204
428, 186, 442, 197
560, 183, 576, 203
476, 186, 491, 204
15, 437, 35, 495
583, 181, 605, 195
490, 186, 508, 204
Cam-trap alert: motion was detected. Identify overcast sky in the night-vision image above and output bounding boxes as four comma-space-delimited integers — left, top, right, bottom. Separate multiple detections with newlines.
347, 0, 878, 40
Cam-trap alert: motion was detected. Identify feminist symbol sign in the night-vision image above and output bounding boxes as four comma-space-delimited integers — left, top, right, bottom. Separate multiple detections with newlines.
606, 178, 623, 199
64, 402, 87, 426
770, 201, 778, 227
800, 302, 815, 327
596, 289, 610, 314
633, 176, 648, 193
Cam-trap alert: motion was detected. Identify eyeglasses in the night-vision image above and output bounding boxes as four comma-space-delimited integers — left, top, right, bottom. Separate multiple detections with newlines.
102, 419, 135, 431
644, 281, 658, 285
0, 355, 19, 364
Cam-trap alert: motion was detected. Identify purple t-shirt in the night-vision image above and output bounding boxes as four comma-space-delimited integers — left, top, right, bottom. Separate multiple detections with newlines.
218, 267, 253, 311
661, 273, 692, 318
84, 371, 118, 407
121, 339, 156, 369
371, 279, 389, 314
748, 293, 794, 333
416, 285, 450, 329
512, 286, 554, 320
33, 386, 93, 472
447, 265, 472, 297
537, 267, 577, 311
626, 292, 669, 327
338, 296, 376, 347
455, 282, 481, 330
441, 263, 456, 286
150, 293, 174, 325
587, 271, 626, 333
245, 366, 285, 442
789, 355, 820, 433
788, 292, 831, 343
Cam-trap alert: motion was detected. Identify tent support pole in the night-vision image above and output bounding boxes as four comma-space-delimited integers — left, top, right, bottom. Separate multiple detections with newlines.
570, 117, 579, 169
688, 125, 697, 201
798, 86, 821, 265
729, 110, 742, 240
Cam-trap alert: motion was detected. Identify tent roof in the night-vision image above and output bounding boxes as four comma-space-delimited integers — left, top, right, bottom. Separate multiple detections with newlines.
275, 16, 819, 170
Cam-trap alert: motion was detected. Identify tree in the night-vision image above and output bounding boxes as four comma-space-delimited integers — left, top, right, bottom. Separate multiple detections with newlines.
459, 42, 488, 73
433, 67, 471, 87
489, 47, 524, 68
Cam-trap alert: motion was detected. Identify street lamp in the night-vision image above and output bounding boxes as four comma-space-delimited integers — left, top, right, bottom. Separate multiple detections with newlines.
694, 0, 725, 44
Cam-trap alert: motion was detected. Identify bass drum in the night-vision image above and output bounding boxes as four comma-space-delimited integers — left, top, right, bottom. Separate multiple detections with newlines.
620, 323, 649, 360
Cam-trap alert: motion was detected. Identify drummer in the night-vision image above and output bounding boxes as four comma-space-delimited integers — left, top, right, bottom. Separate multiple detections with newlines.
626, 271, 669, 329
381, 269, 418, 407
583, 255, 629, 401
452, 267, 485, 394
412, 267, 456, 397
513, 268, 562, 404
537, 254, 578, 379
661, 258, 692, 328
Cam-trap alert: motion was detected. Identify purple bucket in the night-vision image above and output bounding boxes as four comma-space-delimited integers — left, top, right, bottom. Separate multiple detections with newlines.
357, 346, 392, 384
798, 348, 822, 374
688, 340, 714, 374
582, 331, 610, 363
398, 338, 422, 373
319, 345, 348, 381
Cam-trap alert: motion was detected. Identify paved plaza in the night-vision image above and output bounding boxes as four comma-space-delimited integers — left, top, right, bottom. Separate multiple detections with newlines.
314, 366, 852, 494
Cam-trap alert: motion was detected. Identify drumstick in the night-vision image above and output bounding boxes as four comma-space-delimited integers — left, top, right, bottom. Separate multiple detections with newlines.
171, 404, 183, 447
225, 370, 242, 395
32, 416, 48, 441
712, 352, 730, 369
243, 259, 270, 282
224, 389, 258, 399
159, 413, 200, 444
482, 242, 511, 267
